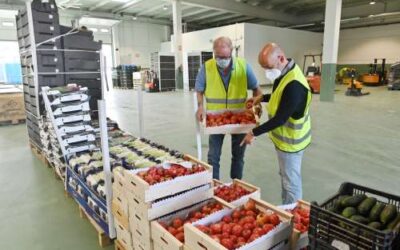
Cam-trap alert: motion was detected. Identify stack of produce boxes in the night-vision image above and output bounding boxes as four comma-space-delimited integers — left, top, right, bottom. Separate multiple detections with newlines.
112, 155, 213, 250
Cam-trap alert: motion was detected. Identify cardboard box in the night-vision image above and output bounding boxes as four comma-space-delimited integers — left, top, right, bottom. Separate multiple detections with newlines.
122, 155, 213, 203
213, 179, 261, 207
278, 200, 310, 250
184, 198, 293, 250
151, 198, 234, 250
0, 87, 25, 123
204, 109, 256, 135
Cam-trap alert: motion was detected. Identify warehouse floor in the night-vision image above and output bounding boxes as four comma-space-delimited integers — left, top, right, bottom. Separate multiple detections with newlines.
1, 84, 399, 250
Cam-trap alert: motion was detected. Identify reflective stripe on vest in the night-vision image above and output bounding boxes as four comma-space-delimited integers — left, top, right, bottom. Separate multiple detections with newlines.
204, 58, 248, 111
205, 98, 247, 104
267, 64, 312, 152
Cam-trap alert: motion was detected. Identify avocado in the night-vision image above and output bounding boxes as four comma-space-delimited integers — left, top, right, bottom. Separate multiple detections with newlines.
380, 204, 397, 225
350, 215, 369, 225
341, 194, 367, 207
369, 203, 385, 222
342, 207, 357, 218
357, 197, 377, 216
368, 221, 382, 230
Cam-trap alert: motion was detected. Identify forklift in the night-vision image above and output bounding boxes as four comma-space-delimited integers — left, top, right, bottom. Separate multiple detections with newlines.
344, 69, 370, 96
302, 54, 322, 93
361, 58, 387, 86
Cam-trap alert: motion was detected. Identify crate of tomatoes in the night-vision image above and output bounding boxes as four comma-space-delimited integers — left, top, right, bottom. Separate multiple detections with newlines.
279, 200, 310, 250
184, 198, 293, 250
204, 109, 257, 135
151, 198, 234, 250
213, 179, 261, 208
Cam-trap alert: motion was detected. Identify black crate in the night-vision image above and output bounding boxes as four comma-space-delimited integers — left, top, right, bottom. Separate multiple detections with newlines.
62, 35, 101, 51
37, 74, 65, 87
31, 0, 59, 14
309, 182, 400, 250
63, 50, 100, 61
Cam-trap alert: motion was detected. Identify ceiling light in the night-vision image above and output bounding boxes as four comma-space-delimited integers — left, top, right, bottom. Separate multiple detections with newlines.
163, 5, 168, 10
88, 27, 98, 32
2, 21, 14, 27
132, 16, 137, 20
0, 9, 18, 18
286, 23, 315, 28
79, 17, 120, 26
100, 28, 109, 32
111, 0, 130, 2
369, 1, 376, 4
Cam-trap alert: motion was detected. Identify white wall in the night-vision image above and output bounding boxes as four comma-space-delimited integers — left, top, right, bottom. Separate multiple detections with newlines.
170, 23, 245, 90
0, 18, 17, 41
244, 23, 323, 84
338, 23, 400, 64
113, 20, 170, 67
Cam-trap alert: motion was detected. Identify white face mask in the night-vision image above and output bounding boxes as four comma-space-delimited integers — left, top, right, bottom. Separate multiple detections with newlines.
216, 58, 231, 69
265, 68, 281, 83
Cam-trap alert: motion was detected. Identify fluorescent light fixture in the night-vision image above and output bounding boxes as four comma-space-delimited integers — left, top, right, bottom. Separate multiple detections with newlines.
79, 17, 120, 26
2, 21, 14, 27
132, 16, 137, 20
369, 1, 376, 5
287, 23, 315, 28
341, 17, 361, 23
111, 0, 130, 2
88, 27, 98, 32
163, 5, 168, 10
100, 28, 109, 32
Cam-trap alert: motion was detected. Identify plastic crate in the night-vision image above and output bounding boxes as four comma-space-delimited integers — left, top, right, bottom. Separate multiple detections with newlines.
309, 182, 400, 250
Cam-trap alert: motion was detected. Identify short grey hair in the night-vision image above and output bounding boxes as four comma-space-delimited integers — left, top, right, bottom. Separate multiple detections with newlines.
213, 36, 233, 50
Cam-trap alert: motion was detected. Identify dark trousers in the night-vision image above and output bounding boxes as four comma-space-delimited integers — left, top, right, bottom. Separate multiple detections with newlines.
207, 134, 247, 180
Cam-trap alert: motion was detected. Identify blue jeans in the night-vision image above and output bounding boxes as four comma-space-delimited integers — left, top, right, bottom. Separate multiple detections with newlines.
208, 134, 247, 180
276, 148, 304, 204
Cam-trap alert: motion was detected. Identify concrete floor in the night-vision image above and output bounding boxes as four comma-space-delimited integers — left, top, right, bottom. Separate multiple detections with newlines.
1, 85, 399, 249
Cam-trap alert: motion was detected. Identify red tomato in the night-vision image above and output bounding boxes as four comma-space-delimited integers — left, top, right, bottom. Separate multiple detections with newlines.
168, 226, 177, 236
220, 238, 234, 250
232, 210, 241, 219
269, 214, 280, 226
172, 218, 183, 229
222, 224, 232, 234
262, 224, 275, 234
210, 223, 222, 234
222, 215, 232, 223
231, 225, 243, 237
175, 232, 184, 242
241, 229, 252, 240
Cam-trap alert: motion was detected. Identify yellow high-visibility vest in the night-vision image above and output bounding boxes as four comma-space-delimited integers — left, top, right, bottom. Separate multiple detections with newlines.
267, 64, 312, 152
204, 58, 247, 110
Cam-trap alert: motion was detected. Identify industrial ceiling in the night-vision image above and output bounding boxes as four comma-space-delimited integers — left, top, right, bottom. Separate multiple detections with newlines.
0, 0, 400, 32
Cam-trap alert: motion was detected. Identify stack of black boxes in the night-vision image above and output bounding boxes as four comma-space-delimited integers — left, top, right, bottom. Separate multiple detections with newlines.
16, 0, 102, 149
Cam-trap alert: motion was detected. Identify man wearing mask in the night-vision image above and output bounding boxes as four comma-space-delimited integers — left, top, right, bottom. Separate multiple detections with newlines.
195, 36, 262, 180
241, 43, 312, 204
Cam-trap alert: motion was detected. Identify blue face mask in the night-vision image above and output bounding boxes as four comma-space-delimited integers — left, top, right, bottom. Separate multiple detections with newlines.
216, 58, 231, 69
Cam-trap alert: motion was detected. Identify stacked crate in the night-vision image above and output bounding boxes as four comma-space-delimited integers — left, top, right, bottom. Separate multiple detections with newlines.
61, 25, 102, 112
16, 0, 64, 148
187, 51, 213, 90
150, 52, 176, 91
112, 155, 214, 250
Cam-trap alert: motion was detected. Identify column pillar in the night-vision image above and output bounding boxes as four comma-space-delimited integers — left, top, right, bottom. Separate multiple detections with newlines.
172, 0, 183, 89
320, 0, 342, 102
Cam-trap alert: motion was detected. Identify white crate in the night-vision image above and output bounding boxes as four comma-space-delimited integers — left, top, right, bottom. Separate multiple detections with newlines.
213, 179, 261, 208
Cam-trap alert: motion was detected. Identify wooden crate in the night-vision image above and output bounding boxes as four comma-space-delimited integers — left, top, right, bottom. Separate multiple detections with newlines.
0, 88, 25, 124
279, 200, 310, 250
128, 183, 213, 221
113, 174, 130, 216
184, 198, 293, 250
112, 199, 130, 229
213, 179, 261, 207
115, 239, 128, 250
121, 154, 213, 203
115, 219, 134, 250
151, 198, 234, 250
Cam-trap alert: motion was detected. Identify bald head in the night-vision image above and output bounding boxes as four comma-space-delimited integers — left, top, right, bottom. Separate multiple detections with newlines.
213, 37, 233, 59
258, 43, 287, 70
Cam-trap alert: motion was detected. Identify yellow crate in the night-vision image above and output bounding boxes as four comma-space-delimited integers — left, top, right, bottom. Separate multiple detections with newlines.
213, 179, 261, 207
184, 198, 293, 250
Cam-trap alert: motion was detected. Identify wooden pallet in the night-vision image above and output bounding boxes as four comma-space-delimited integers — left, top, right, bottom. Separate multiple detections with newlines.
29, 141, 47, 165
78, 205, 112, 248
0, 118, 25, 125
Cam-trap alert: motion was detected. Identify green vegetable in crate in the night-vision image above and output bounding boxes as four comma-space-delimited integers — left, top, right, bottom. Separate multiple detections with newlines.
330, 195, 351, 213
357, 197, 377, 216
386, 214, 400, 231
341, 194, 367, 207
380, 204, 397, 225
342, 207, 357, 218
369, 203, 386, 222
350, 215, 369, 224
368, 221, 382, 230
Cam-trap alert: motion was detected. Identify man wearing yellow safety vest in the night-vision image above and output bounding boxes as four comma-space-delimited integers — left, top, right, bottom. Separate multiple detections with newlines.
241, 43, 312, 204
195, 37, 262, 180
